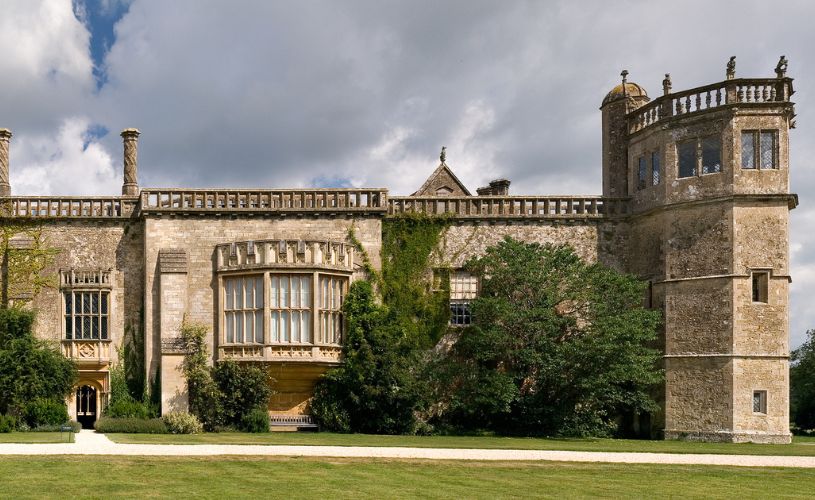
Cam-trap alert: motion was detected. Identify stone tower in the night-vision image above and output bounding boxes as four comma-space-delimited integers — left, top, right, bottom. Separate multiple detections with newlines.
606, 59, 796, 443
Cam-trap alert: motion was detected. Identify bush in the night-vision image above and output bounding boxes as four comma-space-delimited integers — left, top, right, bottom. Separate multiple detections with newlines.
213, 360, 274, 428
105, 398, 153, 419
162, 412, 203, 434
0, 309, 77, 415
0, 414, 16, 433
94, 417, 167, 434
23, 399, 69, 427
241, 408, 270, 433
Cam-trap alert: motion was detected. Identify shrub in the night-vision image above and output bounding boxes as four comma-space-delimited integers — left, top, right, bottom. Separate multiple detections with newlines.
241, 408, 270, 433
0, 414, 16, 433
105, 398, 153, 419
213, 360, 273, 427
94, 417, 167, 434
162, 412, 203, 434
0, 309, 77, 415
23, 399, 69, 427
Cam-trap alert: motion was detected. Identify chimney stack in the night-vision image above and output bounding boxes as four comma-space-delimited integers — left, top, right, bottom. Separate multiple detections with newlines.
0, 129, 11, 197
121, 128, 140, 196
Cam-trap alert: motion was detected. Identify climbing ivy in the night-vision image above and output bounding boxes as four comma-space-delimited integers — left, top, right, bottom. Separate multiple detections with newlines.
348, 213, 453, 348
0, 219, 59, 308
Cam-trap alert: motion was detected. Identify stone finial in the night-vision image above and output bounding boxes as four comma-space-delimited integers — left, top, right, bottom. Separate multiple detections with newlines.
662, 73, 672, 95
620, 69, 628, 85
121, 128, 140, 196
726, 56, 736, 80
0, 128, 12, 197
440, 146, 447, 164
775, 55, 788, 78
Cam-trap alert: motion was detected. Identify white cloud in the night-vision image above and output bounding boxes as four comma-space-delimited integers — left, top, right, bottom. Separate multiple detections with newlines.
11, 117, 120, 196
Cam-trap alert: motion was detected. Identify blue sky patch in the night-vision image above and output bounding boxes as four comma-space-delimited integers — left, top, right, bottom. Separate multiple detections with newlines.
72, 0, 132, 89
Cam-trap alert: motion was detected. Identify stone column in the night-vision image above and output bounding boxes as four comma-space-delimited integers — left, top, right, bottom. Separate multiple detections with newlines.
158, 248, 189, 413
121, 128, 140, 196
0, 129, 11, 196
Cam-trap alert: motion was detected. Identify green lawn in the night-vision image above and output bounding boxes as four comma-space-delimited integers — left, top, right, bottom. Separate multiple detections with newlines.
0, 456, 812, 499
105, 431, 815, 456
0, 432, 72, 443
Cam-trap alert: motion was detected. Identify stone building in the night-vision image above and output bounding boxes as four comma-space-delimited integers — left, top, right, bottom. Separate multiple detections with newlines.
0, 58, 797, 442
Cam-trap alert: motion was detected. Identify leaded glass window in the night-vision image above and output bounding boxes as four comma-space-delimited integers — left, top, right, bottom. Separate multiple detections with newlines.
224, 275, 264, 344
450, 271, 478, 326
64, 291, 109, 340
270, 274, 311, 343
651, 151, 661, 186
637, 156, 647, 190
741, 130, 778, 170
318, 275, 346, 344
677, 141, 696, 178
701, 136, 721, 174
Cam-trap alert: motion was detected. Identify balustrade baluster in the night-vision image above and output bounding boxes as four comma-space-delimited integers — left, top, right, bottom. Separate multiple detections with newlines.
695, 94, 701, 111
737, 86, 745, 102
716, 89, 722, 106
675, 99, 681, 115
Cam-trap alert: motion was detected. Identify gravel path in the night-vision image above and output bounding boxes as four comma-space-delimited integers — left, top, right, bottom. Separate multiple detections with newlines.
0, 430, 812, 468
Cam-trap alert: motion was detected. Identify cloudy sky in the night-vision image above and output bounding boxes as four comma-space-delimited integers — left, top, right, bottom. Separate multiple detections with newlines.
2, 0, 813, 346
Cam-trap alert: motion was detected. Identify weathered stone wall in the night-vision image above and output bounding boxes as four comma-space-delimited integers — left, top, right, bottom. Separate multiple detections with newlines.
28, 219, 145, 363
664, 357, 733, 437
732, 358, 790, 442
142, 215, 382, 385
431, 220, 622, 269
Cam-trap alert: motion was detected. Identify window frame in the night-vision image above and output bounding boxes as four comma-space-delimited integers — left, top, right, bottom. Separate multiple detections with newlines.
219, 269, 349, 347
651, 150, 661, 186
60, 270, 112, 342
63, 289, 111, 341
751, 270, 770, 304
741, 129, 779, 170
676, 135, 723, 179
448, 270, 479, 327
752, 390, 768, 415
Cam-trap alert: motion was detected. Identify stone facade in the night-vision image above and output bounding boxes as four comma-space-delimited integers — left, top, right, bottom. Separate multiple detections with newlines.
0, 59, 797, 441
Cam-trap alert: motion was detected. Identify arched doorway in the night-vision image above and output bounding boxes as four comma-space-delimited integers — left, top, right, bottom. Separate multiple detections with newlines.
76, 385, 97, 429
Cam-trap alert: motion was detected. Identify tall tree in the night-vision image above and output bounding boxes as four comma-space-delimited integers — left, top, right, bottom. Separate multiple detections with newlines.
435, 237, 662, 437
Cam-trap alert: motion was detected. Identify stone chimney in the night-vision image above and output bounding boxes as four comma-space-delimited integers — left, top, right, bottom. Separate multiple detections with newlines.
121, 128, 140, 196
0, 129, 11, 196
477, 178, 511, 196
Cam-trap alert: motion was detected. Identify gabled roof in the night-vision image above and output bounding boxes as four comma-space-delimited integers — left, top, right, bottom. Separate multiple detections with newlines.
411, 162, 472, 196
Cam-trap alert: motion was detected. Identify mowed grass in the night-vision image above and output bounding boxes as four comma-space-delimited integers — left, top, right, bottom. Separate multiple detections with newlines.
105, 431, 815, 456
0, 456, 813, 499
0, 432, 72, 443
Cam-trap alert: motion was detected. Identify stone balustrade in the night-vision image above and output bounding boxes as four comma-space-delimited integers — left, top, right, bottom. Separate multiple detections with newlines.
0, 197, 136, 218
140, 188, 388, 214
388, 196, 629, 218
219, 344, 342, 363
629, 77, 793, 134
61, 340, 111, 364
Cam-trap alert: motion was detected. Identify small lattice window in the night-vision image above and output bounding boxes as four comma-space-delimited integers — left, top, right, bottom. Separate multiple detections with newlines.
651, 151, 661, 186
742, 130, 778, 170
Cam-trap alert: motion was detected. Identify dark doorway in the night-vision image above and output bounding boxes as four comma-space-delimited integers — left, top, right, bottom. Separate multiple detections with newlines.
76, 385, 97, 429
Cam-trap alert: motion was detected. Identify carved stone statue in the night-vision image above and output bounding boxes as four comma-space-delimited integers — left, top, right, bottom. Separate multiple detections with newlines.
726, 56, 736, 80
440, 146, 447, 164
662, 73, 672, 95
776, 55, 788, 78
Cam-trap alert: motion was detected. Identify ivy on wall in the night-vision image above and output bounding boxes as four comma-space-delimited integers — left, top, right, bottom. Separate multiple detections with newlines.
0, 220, 59, 308
349, 212, 453, 348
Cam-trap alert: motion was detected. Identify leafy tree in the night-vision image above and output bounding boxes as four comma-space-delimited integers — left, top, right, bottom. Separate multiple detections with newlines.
311, 280, 427, 434
181, 321, 274, 431
791, 329, 815, 432
0, 308, 77, 418
434, 238, 662, 437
